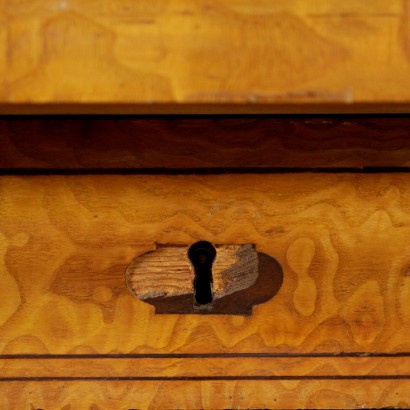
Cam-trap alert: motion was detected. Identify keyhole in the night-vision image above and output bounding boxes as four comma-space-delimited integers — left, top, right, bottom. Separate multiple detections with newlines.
188, 241, 216, 305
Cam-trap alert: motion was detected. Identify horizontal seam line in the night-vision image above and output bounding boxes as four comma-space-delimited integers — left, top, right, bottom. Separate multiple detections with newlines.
0, 113, 409, 119
1, 352, 409, 359
0, 375, 409, 381
2, 167, 410, 176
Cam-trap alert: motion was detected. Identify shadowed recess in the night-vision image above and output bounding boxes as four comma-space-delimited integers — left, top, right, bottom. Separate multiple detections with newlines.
188, 241, 216, 306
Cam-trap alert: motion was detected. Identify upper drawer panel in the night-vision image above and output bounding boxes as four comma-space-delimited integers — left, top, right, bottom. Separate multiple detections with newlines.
1, 0, 410, 113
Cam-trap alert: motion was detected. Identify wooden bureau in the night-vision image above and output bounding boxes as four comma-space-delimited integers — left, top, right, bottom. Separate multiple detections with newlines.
2, 1, 410, 408
1, 117, 410, 409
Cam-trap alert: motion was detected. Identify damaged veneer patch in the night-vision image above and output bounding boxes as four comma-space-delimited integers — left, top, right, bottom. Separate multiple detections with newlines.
125, 243, 283, 315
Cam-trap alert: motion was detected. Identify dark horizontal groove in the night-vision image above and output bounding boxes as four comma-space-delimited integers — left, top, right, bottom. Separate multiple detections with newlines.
1, 113, 409, 119
0, 375, 409, 382
2, 167, 410, 176
1, 352, 410, 359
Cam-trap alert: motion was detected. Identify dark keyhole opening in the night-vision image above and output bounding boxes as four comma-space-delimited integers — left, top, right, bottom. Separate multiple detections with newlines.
188, 241, 216, 305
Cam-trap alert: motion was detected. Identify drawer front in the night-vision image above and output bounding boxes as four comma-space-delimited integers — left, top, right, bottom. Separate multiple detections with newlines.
0, 173, 409, 408
1, 1, 410, 114
2, 117, 410, 169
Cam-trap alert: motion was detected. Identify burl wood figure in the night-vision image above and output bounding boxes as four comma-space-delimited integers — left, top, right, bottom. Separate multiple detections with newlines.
2, 0, 410, 404
2, 123, 410, 408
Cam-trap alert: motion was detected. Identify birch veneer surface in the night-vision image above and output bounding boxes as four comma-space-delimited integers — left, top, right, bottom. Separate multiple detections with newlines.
1, 1, 410, 113
0, 174, 410, 408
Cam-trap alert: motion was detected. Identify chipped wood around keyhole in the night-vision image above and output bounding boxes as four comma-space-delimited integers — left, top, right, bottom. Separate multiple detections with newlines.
126, 243, 283, 315
126, 243, 256, 298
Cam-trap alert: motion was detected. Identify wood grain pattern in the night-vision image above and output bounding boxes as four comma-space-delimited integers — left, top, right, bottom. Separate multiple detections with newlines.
126, 244, 258, 301
2, 117, 410, 170
2, 356, 410, 378
126, 244, 282, 315
1, 174, 410, 354
1, 379, 409, 409
2, 1, 410, 113
2, 173, 410, 407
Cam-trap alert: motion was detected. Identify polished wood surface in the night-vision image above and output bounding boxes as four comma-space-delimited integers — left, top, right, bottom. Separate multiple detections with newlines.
2, 117, 410, 169
1, 380, 409, 409
1, 174, 410, 353
1, 173, 410, 407
2, 1, 410, 113
0, 355, 409, 408
2, 356, 410, 378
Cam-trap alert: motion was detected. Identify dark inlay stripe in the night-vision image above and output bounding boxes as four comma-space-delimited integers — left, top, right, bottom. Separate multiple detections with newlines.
0, 375, 409, 382
2, 167, 410, 176
1, 352, 410, 359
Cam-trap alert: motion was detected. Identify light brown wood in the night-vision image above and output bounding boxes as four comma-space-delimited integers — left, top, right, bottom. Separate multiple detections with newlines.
1, 174, 410, 353
2, 1, 410, 113
126, 244, 258, 300
1, 356, 410, 378
126, 242, 279, 314
0, 174, 410, 353
1, 380, 409, 409
1, 173, 410, 407
2, 117, 410, 170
